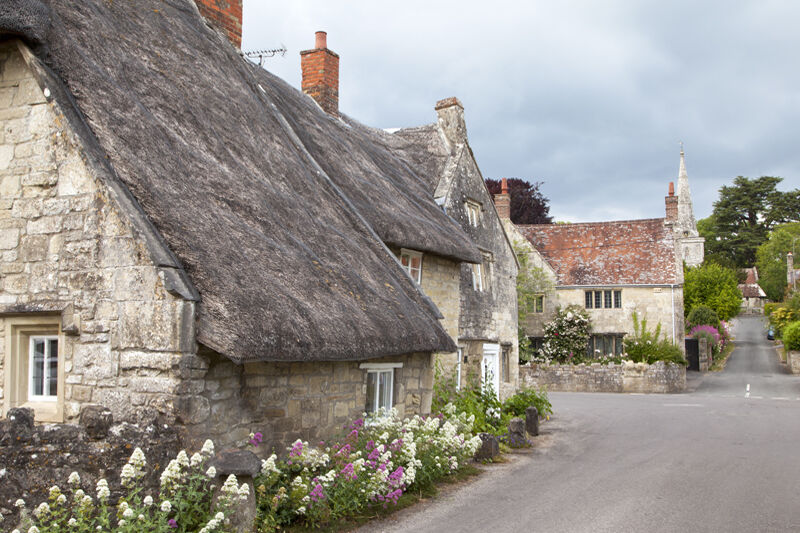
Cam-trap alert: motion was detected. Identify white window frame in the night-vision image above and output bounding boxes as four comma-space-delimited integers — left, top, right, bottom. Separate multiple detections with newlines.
28, 335, 59, 402
465, 200, 481, 227
471, 262, 483, 291
359, 362, 402, 414
456, 347, 463, 391
399, 249, 423, 284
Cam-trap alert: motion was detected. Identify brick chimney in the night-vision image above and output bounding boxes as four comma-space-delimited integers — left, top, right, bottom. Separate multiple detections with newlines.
494, 178, 511, 220
665, 181, 678, 222
301, 31, 340, 116
194, 0, 243, 49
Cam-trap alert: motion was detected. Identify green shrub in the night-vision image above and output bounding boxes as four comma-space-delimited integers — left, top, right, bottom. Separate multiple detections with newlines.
764, 302, 781, 319
783, 321, 800, 351
770, 306, 796, 335
684, 262, 742, 321
537, 305, 592, 363
502, 388, 552, 418
623, 311, 687, 366
686, 305, 720, 330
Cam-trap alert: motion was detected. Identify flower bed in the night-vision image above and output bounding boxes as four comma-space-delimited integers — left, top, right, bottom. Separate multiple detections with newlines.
253, 405, 481, 530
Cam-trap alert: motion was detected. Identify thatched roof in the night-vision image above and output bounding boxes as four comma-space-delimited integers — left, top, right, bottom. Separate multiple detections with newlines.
518, 219, 679, 286
2, 0, 463, 362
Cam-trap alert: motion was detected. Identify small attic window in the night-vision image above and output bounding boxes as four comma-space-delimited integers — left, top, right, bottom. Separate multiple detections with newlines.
400, 249, 423, 284
465, 200, 481, 227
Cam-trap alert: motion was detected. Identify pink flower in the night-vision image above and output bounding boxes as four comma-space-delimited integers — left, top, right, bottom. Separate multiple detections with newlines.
168, 519, 178, 529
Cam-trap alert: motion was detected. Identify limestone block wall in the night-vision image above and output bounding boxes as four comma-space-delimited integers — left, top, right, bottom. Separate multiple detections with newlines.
555, 286, 685, 349
0, 42, 194, 424
180, 350, 433, 452
788, 351, 800, 375
520, 361, 686, 393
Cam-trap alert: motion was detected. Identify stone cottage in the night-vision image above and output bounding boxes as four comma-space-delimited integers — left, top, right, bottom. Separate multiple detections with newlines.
0, 0, 493, 480
500, 152, 698, 356
739, 267, 766, 313
352, 99, 521, 400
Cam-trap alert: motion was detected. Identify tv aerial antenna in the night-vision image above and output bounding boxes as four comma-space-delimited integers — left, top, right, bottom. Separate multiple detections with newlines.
242, 46, 287, 66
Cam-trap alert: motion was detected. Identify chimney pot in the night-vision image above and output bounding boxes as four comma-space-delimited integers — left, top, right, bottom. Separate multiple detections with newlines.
315, 31, 327, 49
501, 178, 509, 194
668, 182, 675, 196
194, 0, 243, 49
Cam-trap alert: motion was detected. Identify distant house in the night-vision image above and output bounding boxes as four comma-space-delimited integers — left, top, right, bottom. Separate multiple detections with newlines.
0, 0, 504, 460
499, 152, 703, 356
739, 267, 767, 313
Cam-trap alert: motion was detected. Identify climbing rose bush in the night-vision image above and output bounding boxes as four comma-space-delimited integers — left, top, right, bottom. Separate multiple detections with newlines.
9, 441, 243, 533
534, 305, 592, 364
253, 405, 482, 531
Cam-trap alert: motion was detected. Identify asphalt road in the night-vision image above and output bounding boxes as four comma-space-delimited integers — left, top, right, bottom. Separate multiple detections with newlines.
364, 315, 800, 533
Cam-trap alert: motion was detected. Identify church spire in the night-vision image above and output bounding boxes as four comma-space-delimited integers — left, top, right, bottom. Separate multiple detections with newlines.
676, 143, 698, 237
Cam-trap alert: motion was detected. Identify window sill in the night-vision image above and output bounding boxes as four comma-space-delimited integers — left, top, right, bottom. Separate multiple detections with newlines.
18, 401, 63, 423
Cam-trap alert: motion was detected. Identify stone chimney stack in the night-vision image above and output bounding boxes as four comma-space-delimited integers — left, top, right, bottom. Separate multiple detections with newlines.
494, 178, 511, 220
435, 97, 467, 148
788, 252, 795, 287
300, 31, 340, 116
194, 0, 243, 49
665, 181, 678, 222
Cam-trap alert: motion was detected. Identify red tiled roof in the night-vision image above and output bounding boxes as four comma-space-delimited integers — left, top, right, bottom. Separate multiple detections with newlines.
739, 284, 766, 299
517, 218, 678, 285
743, 267, 758, 285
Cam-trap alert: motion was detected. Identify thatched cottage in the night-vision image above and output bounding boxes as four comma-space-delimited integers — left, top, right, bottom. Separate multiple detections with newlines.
501, 153, 702, 355
0, 0, 525, 479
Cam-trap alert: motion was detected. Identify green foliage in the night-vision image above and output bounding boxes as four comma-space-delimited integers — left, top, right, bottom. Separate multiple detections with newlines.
686, 305, 721, 330
514, 244, 554, 363
623, 311, 687, 366
783, 322, 800, 351
755, 222, 800, 301
684, 262, 743, 321
769, 306, 797, 335
764, 302, 781, 318
702, 176, 800, 267
536, 305, 592, 364
502, 388, 552, 418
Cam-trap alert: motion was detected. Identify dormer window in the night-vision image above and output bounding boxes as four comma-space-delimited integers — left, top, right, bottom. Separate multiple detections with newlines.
465, 200, 481, 227
472, 252, 492, 291
400, 249, 423, 284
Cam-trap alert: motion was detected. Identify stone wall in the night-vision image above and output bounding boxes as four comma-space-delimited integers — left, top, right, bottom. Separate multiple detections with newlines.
520, 361, 686, 393
788, 351, 800, 375
179, 350, 434, 453
0, 41, 195, 425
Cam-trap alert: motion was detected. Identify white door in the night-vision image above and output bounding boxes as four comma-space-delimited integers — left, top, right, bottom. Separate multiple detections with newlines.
481, 343, 500, 398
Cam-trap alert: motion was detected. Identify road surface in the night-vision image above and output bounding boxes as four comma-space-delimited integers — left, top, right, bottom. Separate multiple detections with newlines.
364, 315, 800, 532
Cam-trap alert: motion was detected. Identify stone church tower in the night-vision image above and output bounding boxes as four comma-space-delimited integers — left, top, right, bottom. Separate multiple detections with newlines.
668, 147, 705, 266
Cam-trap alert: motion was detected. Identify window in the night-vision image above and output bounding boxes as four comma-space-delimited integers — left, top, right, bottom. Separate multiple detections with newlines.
3, 316, 63, 422
587, 334, 625, 357
399, 249, 423, 284
472, 253, 492, 292
359, 362, 402, 414
465, 200, 481, 227
585, 290, 622, 310
501, 345, 511, 383
471, 263, 483, 291
534, 295, 544, 313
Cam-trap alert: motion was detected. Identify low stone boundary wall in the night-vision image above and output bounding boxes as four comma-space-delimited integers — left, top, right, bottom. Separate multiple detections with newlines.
788, 350, 800, 374
520, 361, 686, 393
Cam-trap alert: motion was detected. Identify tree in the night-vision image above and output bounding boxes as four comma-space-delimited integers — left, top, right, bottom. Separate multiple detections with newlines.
701, 176, 800, 267
755, 222, 800, 301
485, 178, 553, 224
684, 262, 743, 321
515, 244, 554, 362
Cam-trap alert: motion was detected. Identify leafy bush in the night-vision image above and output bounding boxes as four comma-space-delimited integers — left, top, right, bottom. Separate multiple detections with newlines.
783, 321, 800, 351
9, 441, 239, 533
536, 305, 592, 364
253, 407, 482, 530
770, 306, 796, 335
623, 312, 687, 366
686, 305, 720, 331
684, 262, 742, 321
689, 324, 721, 356
502, 387, 552, 418
764, 302, 781, 319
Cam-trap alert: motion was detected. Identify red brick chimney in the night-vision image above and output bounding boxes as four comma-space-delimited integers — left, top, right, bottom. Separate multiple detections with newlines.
194, 0, 243, 49
300, 31, 340, 116
494, 178, 511, 220
665, 181, 678, 222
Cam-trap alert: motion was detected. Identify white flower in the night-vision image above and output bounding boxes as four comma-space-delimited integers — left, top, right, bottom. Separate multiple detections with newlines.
118, 501, 129, 512
56, 494, 67, 505
120, 464, 136, 485
143, 495, 154, 506
190, 452, 203, 467
68, 518, 77, 526
160, 500, 172, 513
206, 466, 217, 479
82, 495, 93, 506
176, 450, 190, 467
296, 506, 306, 515
117, 520, 126, 527
201, 439, 215, 456
215, 512, 224, 521
237, 482, 250, 501
33, 502, 50, 518
138, 514, 145, 521
14, 499, 25, 508
28, 527, 40, 533
96, 479, 110, 501
68, 472, 81, 486
122, 508, 134, 519
129, 447, 146, 468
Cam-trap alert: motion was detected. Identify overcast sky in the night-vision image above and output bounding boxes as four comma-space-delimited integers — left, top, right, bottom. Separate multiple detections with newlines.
242, 1, 800, 223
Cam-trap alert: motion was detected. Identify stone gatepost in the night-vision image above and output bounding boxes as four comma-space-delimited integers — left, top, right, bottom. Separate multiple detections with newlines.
210, 449, 260, 532
525, 406, 539, 437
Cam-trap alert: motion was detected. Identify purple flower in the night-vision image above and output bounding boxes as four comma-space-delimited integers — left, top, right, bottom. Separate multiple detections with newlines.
168, 519, 178, 529
339, 462, 357, 480
248, 431, 263, 447
289, 440, 304, 457
309, 483, 326, 503
348, 429, 358, 438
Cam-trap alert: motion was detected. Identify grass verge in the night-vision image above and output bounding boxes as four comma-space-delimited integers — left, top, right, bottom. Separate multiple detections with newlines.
710, 342, 735, 371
